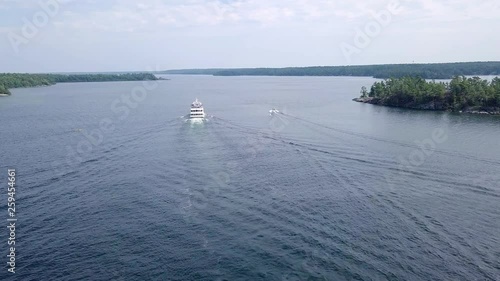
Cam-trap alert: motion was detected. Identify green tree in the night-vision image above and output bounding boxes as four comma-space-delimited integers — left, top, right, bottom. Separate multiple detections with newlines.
360, 86, 368, 98
0, 84, 10, 95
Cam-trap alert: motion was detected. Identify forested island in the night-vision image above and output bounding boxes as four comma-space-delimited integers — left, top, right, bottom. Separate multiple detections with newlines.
162, 61, 500, 79
0, 73, 159, 96
354, 76, 500, 115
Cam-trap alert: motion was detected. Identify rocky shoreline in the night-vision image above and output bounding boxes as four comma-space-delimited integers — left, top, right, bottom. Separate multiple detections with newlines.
353, 97, 500, 115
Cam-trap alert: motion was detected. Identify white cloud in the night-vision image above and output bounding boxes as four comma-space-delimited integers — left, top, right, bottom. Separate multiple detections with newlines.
1, 0, 499, 71
0, 0, 489, 34
406, 0, 500, 22
3, 0, 499, 30
51, 0, 411, 31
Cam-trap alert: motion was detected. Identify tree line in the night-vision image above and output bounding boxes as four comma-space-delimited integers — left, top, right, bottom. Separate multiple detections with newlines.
0, 73, 158, 95
360, 76, 500, 111
161, 61, 500, 79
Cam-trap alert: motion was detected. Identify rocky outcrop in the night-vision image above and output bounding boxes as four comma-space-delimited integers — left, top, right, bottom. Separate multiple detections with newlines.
352, 97, 379, 104
461, 107, 500, 115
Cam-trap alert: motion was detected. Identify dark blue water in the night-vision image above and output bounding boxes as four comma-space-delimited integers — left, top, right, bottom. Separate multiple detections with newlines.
0, 76, 499, 280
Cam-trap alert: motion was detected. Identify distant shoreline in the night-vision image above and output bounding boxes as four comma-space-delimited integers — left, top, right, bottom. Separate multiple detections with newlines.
0, 73, 162, 97
160, 61, 500, 79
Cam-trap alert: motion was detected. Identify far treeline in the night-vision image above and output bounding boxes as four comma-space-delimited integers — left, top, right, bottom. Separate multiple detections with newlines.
162, 62, 500, 79
356, 76, 500, 113
0, 73, 158, 95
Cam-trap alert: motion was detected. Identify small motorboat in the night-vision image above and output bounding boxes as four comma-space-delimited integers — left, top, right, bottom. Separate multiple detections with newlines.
269, 108, 280, 115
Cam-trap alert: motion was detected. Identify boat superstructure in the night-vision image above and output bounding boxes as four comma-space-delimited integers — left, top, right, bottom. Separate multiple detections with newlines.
269, 108, 280, 115
190, 98, 206, 120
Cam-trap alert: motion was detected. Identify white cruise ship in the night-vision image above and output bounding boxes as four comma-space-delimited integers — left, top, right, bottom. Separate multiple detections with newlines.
190, 98, 206, 121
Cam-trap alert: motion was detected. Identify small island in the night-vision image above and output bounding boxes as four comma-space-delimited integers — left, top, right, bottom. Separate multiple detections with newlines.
354, 76, 500, 115
0, 73, 160, 97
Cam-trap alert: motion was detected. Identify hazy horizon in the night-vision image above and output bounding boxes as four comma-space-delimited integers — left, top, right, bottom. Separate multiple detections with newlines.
2, 60, 498, 75
1, 0, 500, 73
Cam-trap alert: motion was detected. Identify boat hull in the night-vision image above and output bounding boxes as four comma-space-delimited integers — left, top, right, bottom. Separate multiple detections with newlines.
189, 116, 205, 123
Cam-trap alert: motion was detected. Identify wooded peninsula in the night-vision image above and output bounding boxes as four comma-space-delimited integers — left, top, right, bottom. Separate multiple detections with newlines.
354, 76, 500, 115
162, 61, 500, 79
0, 73, 158, 96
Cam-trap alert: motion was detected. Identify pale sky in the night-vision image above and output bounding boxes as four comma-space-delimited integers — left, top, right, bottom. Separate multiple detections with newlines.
1, 0, 499, 72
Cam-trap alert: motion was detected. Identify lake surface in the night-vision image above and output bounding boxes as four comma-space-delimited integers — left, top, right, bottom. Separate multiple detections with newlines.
0, 76, 499, 280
